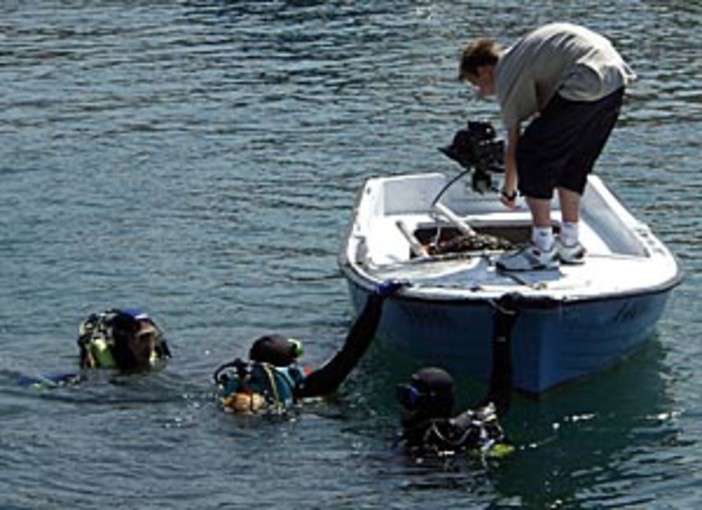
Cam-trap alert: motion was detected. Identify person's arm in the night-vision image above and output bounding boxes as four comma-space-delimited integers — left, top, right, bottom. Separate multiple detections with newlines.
479, 295, 519, 417
294, 282, 404, 399
445, 298, 518, 452
500, 124, 520, 209
17, 372, 84, 389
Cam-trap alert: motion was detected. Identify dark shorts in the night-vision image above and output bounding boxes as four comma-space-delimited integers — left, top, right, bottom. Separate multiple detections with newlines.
516, 87, 625, 199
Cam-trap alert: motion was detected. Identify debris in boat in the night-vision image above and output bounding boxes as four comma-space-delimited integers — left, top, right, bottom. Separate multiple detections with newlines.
427, 233, 514, 256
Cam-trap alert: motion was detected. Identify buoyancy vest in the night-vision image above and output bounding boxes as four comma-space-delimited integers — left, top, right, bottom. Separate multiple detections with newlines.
215, 358, 307, 413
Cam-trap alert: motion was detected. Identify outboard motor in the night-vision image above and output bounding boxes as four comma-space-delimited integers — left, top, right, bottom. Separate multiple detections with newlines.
440, 120, 505, 193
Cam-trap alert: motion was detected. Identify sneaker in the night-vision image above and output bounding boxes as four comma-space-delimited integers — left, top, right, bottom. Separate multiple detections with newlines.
496, 243, 559, 271
556, 239, 586, 265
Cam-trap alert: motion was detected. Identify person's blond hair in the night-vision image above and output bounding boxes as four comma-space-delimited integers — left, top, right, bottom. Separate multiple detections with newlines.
458, 38, 501, 81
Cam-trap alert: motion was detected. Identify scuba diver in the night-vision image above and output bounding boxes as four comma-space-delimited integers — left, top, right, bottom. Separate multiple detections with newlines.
395, 296, 518, 457
18, 308, 171, 388
213, 280, 406, 415
76, 308, 171, 372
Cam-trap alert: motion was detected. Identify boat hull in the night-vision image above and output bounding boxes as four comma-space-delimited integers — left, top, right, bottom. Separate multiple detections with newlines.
344, 270, 674, 396
339, 172, 682, 395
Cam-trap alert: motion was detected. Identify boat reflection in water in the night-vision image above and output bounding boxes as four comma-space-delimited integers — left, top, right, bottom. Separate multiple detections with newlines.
492, 338, 679, 507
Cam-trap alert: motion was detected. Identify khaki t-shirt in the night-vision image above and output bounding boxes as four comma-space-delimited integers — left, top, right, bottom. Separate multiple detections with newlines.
495, 23, 636, 128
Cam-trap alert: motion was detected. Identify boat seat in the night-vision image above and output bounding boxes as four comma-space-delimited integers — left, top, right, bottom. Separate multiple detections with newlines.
364, 214, 432, 264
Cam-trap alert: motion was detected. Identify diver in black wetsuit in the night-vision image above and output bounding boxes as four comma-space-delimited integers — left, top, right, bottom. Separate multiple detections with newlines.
17, 308, 171, 388
396, 297, 518, 456
76, 308, 171, 372
213, 280, 406, 414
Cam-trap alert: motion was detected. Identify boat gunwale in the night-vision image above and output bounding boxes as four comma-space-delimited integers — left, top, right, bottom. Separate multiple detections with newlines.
338, 250, 685, 310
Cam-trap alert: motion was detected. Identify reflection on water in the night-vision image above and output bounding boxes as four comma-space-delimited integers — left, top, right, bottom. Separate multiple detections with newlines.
346, 338, 680, 507
495, 340, 680, 507
1, 1, 700, 508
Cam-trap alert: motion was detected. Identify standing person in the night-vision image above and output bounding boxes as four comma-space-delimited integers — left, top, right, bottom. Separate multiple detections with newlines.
458, 22, 636, 271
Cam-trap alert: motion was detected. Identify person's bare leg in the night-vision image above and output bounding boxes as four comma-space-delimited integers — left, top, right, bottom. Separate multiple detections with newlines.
557, 187, 581, 224
526, 196, 552, 227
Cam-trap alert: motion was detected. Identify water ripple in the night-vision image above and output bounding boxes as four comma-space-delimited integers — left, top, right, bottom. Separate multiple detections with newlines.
1, 1, 700, 508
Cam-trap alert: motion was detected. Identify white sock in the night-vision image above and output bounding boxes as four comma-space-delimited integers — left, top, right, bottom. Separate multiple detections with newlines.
532, 227, 554, 251
560, 222, 579, 247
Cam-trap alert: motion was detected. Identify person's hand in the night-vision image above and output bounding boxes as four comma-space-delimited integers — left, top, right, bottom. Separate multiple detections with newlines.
375, 279, 409, 297
500, 189, 518, 210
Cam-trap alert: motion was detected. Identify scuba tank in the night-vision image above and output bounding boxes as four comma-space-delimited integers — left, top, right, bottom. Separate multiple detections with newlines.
213, 335, 307, 414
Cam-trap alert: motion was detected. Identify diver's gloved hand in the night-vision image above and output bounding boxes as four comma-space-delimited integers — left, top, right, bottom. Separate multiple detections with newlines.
17, 372, 84, 389
375, 279, 410, 297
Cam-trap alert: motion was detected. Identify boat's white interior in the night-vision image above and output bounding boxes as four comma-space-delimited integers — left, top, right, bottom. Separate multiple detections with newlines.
345, 173, 678, 297
353, 173, 652, 266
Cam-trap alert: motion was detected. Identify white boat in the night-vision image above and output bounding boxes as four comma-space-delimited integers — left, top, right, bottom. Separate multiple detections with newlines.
338, 130, 682, 395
